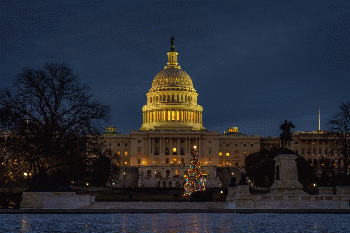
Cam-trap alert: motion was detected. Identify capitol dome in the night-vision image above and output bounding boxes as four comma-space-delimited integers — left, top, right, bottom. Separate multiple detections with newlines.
140, 37, 205, 131
151, 68, 194, 89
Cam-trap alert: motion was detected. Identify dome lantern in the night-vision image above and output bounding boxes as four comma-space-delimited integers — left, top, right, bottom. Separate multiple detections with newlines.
165, 36, 181, 70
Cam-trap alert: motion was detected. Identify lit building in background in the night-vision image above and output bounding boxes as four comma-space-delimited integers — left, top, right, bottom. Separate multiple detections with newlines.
103, 38, 332, 188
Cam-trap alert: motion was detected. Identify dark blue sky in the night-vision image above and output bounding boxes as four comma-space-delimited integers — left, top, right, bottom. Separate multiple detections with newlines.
1, 0, 350, 136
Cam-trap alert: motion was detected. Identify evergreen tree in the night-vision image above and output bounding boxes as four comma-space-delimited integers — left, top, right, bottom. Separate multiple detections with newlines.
183, 147, 205, 196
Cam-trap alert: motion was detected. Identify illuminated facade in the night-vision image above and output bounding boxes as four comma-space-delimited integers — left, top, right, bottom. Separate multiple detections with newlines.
103, 38, 335, 188
140, 36, 205, 131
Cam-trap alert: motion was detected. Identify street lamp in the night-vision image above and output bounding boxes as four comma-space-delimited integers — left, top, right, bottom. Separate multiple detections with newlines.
123, 171, 126, 188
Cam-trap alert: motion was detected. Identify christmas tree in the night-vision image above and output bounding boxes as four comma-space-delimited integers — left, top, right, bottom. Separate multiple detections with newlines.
183, 146, 206, 196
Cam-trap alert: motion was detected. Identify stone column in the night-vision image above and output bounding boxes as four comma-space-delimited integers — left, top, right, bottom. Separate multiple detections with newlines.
151, 137, 153, 153
177, 138, 180, 156
170, 138, 173, 155
175, 110, 177, 122
199, 138, 201, 154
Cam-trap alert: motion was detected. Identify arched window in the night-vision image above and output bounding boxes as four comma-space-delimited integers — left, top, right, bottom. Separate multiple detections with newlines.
174, 170, 179, 177
166, 170, 170, 177
147, 170, 151, 177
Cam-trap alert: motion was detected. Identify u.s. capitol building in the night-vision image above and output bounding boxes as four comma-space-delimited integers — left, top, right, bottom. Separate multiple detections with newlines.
103, 38, 330, 188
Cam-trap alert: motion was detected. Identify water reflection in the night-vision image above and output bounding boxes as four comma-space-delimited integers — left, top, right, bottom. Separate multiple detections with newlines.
21, 215, 29, 232
0, 213, 348, 232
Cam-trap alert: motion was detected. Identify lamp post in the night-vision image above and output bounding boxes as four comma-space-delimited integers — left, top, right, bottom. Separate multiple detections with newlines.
123, 171, 126, 189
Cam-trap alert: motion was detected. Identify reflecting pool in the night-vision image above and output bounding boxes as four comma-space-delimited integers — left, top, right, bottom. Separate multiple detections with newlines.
1, 213, 350, 232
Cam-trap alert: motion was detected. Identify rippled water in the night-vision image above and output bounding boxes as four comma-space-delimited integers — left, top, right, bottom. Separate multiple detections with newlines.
1, 213, 350, 232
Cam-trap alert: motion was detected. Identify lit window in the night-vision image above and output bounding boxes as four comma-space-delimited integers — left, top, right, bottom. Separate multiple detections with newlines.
219, 152, 222, 156
175, 170, 179, 177
226, 153, 230, 157
124, 162, 127, 165
172, 111, 175, 120
177, 111, 179, 121
125, 151, 128, 156
117, 151, 120, 155
173, 148, 176, 152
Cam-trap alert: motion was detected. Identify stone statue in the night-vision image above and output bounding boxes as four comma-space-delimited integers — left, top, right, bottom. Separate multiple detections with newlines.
170, 36, 175, 52
238, 173, 247, 185
280, 120, 295, 148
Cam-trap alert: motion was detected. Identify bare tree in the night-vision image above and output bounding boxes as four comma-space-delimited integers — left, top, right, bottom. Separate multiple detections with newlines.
0, 63, 110, 189
326, 102, 350, 177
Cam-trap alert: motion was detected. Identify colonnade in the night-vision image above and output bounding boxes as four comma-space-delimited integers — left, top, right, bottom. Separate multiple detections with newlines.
148, 93, 196, 104
143, 109, 202, 124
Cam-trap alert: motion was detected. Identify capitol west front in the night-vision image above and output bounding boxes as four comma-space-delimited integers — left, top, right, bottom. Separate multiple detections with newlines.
104, 38, 329, 188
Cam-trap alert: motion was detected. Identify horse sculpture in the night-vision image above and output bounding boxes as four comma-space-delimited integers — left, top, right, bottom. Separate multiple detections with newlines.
280, 120, 295, 148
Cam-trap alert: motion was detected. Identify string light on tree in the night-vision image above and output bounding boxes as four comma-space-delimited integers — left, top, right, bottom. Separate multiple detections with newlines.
183, 145, 206, 196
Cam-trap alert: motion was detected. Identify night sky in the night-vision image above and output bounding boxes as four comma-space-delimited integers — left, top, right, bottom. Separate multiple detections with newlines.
1, 0, 350, 137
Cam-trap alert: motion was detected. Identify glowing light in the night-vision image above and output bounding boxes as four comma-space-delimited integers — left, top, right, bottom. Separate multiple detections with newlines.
183, 148, 205, 196
24, 173, 27, 176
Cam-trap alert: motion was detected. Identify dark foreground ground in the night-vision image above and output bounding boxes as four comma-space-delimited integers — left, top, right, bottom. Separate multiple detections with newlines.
0, 187, 227, 209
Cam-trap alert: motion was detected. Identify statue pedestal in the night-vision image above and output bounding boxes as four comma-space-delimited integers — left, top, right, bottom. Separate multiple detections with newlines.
234, 185, 254, 208
270, 153, 305, 195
